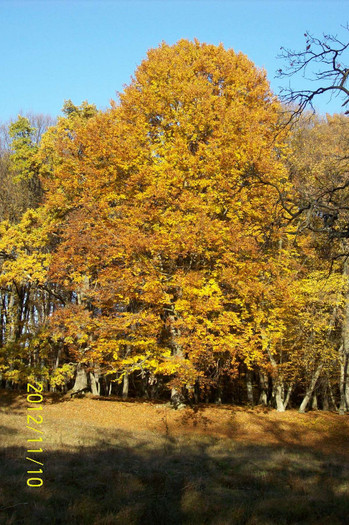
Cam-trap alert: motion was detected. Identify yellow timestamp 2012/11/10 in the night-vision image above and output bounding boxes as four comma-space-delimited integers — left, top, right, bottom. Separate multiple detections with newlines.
26, 382, 44, 487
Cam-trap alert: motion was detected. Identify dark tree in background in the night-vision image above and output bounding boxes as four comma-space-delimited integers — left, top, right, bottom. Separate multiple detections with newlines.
278, 25, 349, 414
277, 25, 349, 240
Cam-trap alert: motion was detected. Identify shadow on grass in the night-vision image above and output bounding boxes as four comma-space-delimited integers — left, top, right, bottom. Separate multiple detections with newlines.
0, 424, 18, 436
0, 389, 27, 413
1, 424, 349, 525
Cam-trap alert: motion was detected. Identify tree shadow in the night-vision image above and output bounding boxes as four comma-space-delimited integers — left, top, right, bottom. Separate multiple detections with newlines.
0, 424, 18, 436
1, 421, 349, 525
0, 389, 27, 413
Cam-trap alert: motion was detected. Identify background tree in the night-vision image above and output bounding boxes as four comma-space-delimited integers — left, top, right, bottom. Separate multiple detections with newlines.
278, 26, 349, 413
0, 114, 55, 222
277, 24, 349, 115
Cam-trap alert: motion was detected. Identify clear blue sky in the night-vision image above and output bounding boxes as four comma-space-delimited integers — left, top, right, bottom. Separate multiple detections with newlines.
0, 0, 348, 122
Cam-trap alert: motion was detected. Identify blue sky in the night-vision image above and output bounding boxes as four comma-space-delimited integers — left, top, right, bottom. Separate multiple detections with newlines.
0, 0, 348, 122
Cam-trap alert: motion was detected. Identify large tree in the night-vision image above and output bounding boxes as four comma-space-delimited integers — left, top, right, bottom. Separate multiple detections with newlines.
42, 39, 293, 406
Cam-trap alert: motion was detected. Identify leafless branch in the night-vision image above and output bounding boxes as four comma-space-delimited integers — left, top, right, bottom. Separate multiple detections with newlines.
276, 25, 349, 115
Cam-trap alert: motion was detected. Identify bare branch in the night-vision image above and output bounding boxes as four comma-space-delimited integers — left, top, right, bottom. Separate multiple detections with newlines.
277, 25, 349, 115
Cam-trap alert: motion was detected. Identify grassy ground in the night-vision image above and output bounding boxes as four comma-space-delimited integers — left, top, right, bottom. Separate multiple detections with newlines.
1, 391, 349, 524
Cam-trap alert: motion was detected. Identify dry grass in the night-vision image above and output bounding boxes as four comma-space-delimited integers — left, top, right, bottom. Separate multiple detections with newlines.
1, 390, 349, 524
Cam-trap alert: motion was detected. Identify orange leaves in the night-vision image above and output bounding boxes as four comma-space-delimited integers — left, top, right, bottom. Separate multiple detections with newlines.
33, 40, 293, 389
3, 41, 348, 404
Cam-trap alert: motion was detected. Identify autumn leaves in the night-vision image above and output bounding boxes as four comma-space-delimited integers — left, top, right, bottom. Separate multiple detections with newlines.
50, 40, 288, 398
0, 40, 347, 410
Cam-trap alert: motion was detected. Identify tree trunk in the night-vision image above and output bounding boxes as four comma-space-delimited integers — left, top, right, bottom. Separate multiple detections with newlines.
90, 369, 100, 396
215, 384, 223, 404
169, 313, 186, 409
322, 380, 329, 411
0, 292, 5, 347
122, 373, 129, 399
71, 363, 88, 393
171, 387, 186, 409
194, 381, 200, 404
299, 363, 323, 413
322, 392, 329, 411
262, 331, 285, 412
328, 379, 338, 410
246, 370, 254, 405
273, 378, 286, 412
283, 382, 294, 410
258, 371, 268, 405
339, 259, 349, 414
267, 349, 285, 412
54, 348, 61, 370
121, 345, 131, 399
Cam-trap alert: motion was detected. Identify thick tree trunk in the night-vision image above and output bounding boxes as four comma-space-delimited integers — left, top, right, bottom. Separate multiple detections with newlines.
171, 387, 186, 409
258, 371, 268, 405
71, 363, 88, 393
121, 346, 131, 399
90, 367, 100, 396
267, 349, 285, 412
322, 383, 329, 411
327, 379, 337, 410
272, 378, 285, 412
299, 364, 323, 413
